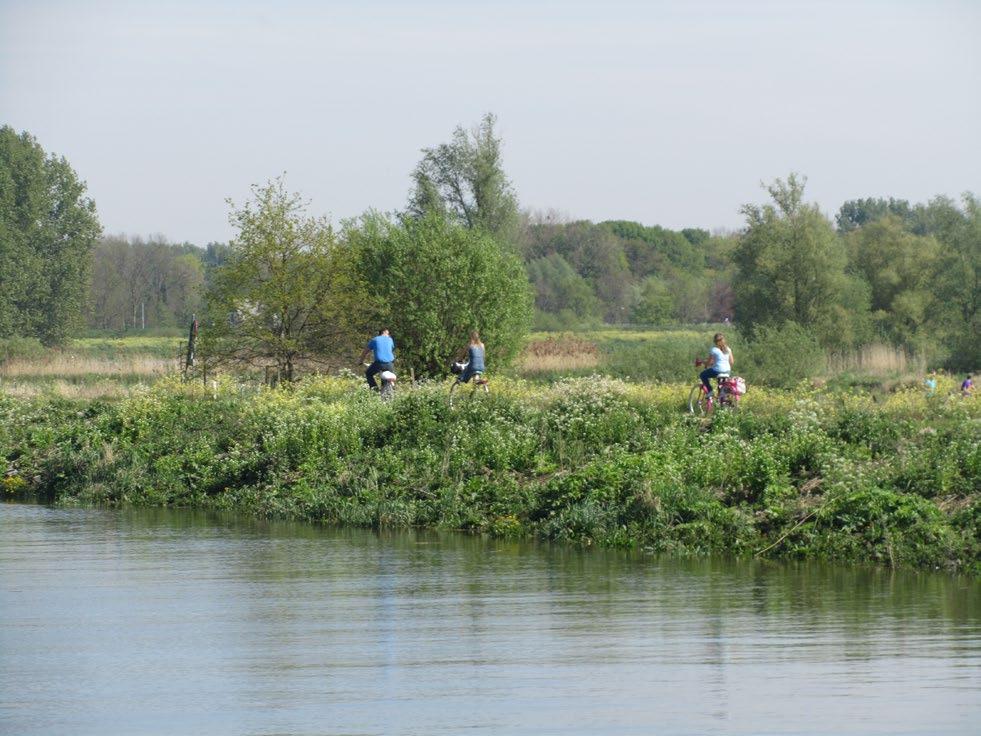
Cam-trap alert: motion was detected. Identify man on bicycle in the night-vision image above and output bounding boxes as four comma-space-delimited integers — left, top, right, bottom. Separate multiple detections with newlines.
360, 328, 395, 391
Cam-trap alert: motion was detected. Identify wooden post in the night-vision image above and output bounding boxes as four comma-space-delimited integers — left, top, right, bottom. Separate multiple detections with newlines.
184, 315, 198, 378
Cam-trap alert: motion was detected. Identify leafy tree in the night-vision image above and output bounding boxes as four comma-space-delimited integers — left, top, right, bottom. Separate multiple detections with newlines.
602, 220, 704, 273
203, 178, 363, 382
348, 213, 532, 377
0, 126, 101, 344
918, 194, 980, 369
742, 321, 826, 388
836, 197, 916, 234
844, 216, 940, 346
525, 220, 634, 320
526, 253, 601, 322
666, 271, 711, 323
88, 235, 205, 330
734, 174, 859, 347
408, 113, 519, 242
631, 276, 675, 324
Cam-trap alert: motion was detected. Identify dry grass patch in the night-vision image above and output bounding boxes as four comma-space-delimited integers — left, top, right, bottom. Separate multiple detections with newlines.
827, 343, 924, 376
0, 355, 172, 378
518, 336, 600, 374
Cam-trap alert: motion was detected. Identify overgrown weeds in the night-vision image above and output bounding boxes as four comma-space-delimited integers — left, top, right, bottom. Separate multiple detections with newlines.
2, 375, 977, 573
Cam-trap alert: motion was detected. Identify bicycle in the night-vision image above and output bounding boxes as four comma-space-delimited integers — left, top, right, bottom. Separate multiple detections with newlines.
448, 360, 489, 406
364, 362, 397, 400
379, 369, 397, 400
688, 359, 744, 415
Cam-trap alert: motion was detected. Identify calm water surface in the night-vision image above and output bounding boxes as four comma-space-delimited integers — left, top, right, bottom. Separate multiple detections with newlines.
1, 502, 979, 735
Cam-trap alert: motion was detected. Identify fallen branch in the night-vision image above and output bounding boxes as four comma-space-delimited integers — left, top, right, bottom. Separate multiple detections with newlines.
755, 508, 819, 557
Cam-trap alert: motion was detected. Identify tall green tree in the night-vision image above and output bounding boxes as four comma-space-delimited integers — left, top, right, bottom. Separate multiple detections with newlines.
204, 178, 363, 382
920, 194, 980, 369
0, 126, 101, 344
734, 174, 864, 347
526, 253, 601, 325
525, 220, 635, 321
88, 235, 205, 330
836, 197, 917, 234
408, 113, 520, 242
348, 213, 532, 377
844, 216, 941, 347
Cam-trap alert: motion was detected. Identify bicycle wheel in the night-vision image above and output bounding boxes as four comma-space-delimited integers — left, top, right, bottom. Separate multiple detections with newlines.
448, 379, 461, 406
688, 384, 709, 415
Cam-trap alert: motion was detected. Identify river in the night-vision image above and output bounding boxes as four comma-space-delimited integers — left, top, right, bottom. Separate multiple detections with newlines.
1, 502, 978, 735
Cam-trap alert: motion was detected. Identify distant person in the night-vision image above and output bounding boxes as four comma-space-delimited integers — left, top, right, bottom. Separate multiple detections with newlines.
455, 330, 486, 385
700, 332, 733, 400
962, 374, 974, 397
360, 328, 395, 391
924, 371, 937, 397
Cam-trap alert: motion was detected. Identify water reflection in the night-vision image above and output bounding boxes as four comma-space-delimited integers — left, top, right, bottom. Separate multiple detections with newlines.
2, 502, 979, 735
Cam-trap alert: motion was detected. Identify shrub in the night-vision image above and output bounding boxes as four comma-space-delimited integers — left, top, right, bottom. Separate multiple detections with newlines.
0, 337, 46, 364
1, 374, 977, 572
742, 322, 826, 388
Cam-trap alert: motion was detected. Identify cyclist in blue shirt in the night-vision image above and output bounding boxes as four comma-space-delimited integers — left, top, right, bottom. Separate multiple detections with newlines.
360, 328, 395, 391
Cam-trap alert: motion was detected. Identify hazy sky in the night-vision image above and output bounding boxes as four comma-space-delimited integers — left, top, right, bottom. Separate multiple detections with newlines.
2, 0, 978, 244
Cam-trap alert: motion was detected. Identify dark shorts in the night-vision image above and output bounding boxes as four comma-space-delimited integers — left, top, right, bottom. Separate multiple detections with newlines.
457, 364, 483, 383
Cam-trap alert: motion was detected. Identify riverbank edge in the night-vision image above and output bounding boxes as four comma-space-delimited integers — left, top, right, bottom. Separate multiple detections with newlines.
2, 377, 979, 574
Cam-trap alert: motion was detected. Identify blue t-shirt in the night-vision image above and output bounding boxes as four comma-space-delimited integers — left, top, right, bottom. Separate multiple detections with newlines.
368, 335, 395, 363
710, 346, 731, 373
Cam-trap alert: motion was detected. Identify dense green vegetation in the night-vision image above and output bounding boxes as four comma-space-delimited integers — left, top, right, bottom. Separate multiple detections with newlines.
0, 126, 101, 345
3, 377, 978, 573
5, 119, 975, 377
2, 119, 976, 576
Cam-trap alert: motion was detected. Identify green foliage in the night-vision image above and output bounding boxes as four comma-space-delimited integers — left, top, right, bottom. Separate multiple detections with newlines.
526, 253, 601, 322
734, 174, 860, 349
601, 220, 704, 273
523, 220, 634, 321
600, 333, 708, 382
809, 487, 956, 569
845, 216, 943, 349
0, 126, 102, 345
0, 337, 46, 363
631, 276, 675, 324
348, 213, 532, 377
204, 178, 365, 381
836, 197, 917, 234
88, 235, 205, 331
923, 194, 980, 372
408, 113, 519, 243
741, 322, 826, 388
2, 376, 976, 572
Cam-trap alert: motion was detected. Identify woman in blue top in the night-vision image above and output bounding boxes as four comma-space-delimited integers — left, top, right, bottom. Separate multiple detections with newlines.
456, 331, 486, 384
700, 332, 733, 398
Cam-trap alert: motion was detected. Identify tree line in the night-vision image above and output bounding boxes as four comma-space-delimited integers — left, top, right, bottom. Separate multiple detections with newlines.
1, 118, 977, 373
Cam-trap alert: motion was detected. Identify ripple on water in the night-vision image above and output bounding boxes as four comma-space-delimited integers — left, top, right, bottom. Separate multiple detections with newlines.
2, 502, 979, 736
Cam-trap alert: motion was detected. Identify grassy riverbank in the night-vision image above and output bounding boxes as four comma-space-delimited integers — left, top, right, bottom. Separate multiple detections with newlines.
2, 375, 978, 573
